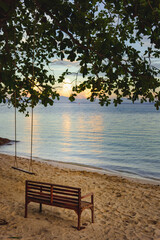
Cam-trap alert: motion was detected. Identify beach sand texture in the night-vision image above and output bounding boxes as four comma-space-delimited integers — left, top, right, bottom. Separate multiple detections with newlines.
0, 153, 160, 240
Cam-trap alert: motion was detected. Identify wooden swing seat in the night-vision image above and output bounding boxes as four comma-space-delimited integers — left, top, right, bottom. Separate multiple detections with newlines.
12, 166, 35, 175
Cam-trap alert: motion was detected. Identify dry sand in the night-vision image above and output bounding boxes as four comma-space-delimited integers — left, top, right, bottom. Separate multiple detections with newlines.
0, 153, 160, 240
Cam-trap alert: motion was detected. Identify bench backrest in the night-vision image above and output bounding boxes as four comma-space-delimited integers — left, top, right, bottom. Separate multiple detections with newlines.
26, 180, 81, 210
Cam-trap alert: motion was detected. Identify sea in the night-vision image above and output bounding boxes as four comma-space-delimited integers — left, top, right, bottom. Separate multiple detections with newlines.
0, 98, 160, 182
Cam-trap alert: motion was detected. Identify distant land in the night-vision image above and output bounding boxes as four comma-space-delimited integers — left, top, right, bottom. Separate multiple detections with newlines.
1, 96, 156, 105
55, 96, 155, 105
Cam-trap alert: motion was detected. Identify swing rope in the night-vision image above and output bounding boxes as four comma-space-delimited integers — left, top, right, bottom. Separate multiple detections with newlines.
29, 106, 34, 172
29, 5, 36, 173
12, 6, 36, 175
14, 91, 18, 168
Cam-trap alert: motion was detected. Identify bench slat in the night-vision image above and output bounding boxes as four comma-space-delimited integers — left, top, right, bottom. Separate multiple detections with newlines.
52, 190, 78, 197
27, 185, 79, 195
27, 189, 79, 197
28, 193, 79, 204
53, 200, 78, 209
53, 194, 78, 203
28, 195, 78, 208
27, 197, 51, 205
53, 204, 78, 210
28, 195, 51, 202
52, 187, 79, 194
27, 182, 52, 188
27, 180, 81, 190
28, 192, 51, 200
28, 185, 51, 192
27, 190, 51, 197
53, 184, 80, 190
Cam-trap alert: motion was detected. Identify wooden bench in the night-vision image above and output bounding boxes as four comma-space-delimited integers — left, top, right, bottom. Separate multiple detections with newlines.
25, 180, 94, 230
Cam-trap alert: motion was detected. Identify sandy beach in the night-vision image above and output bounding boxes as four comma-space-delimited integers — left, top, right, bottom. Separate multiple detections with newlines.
0, 153, 160, 240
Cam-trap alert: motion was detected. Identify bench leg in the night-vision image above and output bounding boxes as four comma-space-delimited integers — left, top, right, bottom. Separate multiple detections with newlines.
39, 203, 42, 213
25, 202, 28, 218
91, 207, 94, 223
91, 194, 94, 223
78, 212, 81, 230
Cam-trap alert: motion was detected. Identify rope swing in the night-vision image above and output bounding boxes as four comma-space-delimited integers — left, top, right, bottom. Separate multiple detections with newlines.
12, 8, 36, 175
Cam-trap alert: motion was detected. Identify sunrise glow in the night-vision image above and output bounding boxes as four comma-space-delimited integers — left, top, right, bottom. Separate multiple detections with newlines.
60, 78, 73, 97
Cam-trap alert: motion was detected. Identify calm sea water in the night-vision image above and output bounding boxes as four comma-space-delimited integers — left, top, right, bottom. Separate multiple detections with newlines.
0, 100, 160, 181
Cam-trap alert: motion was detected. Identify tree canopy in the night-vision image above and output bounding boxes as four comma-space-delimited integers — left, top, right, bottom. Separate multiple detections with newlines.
0, 0, 160, 113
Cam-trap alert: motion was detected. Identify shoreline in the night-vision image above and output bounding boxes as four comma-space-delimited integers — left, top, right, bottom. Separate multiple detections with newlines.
0, 136, 159, 185
0, 152, 160, 239
36, 157, 160, 186
1, 152, 160, 185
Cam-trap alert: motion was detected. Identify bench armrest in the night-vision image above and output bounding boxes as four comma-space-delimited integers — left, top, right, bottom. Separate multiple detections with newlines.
81, 192, 94, 199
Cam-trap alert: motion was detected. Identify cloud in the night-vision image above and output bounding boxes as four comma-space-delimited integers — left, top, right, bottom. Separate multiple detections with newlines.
150, 58, 160, 71
50, 58, 79, 67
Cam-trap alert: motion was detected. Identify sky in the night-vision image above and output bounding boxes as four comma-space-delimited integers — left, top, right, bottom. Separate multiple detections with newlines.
47, 38, 160, 100
47, 58, 91, 99
45, 2, 160, 101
